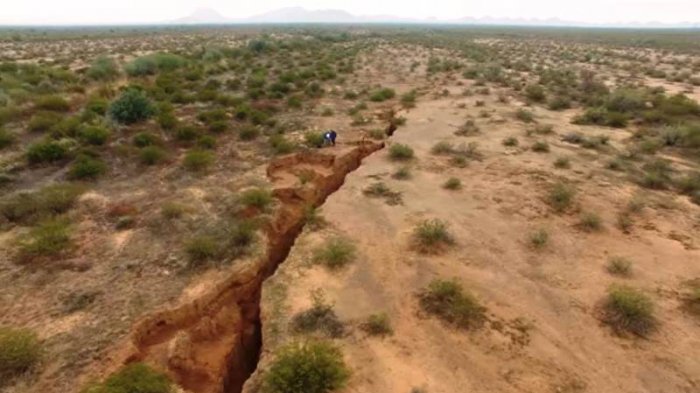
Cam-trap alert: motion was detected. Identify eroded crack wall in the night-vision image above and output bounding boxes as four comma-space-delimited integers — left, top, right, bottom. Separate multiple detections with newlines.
109, 141, 384, 393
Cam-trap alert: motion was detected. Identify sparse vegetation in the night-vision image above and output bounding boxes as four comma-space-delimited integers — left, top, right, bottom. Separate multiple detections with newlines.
264, 341, 349, 393
361, 313, 393, 336
547, 182, 575, 212
389, 143, 415, 161
412, 219, 454, 253
601, 285, 656, 337
312, 237, 356, 269
81, 362, 172, 393
418, 279, 486, 329
0, 327, 41, 380
607, 257, 632, 277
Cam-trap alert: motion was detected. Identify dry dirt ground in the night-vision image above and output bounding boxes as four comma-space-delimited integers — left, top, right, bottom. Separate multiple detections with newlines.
248, 91, 700, 393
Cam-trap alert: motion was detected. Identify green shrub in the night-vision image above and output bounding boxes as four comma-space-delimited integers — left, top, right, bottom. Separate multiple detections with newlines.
125, 53, 186, 76
28, 111, 63, 133
78, 125, 110, 146
578, 212, 603, 232
84, 98, 109, 116
174, 126, 200, 143
601, 286, 656, 337
369, 87, 396, 102
531, 141, 550, 153
109, 89, 155, 124
361, 313, 393, 336
418, 279, 486, 329
502, 136, 518, 147
87, 56, 119, 81
392, 166, 411, 180
263, 341, 349, 393
291, 292, 345, 338
239, 126, 260, 141
26, 140, 68, 164
547, 182, 575, 212
18, 219, 72, 262
0, 128, 16, 149
270, 135, 295, 155
548, 96, 571, 110
525, 84, 546, 102
183, 150, 214, 172
388, 143, 414, 161
313, 238, 356, 269
554, 156, 570, 169
0, 327, 41, 380
197, 135, 217, 150
304, 131, 325, 148
363, 182, 403, 205
81, 362, 172, 393
412, 219, 454, 253
139, 146, 167, 165
240, 188, 273, 210
431, 141, 454, 155
607, 257, 632, 277
35, 95, 70, 112
186, 235, 221, 265
132, 132, 160, 147
529, 229, 549, 249
515, 108, 535, 123
0, 183, 83, 224
68, 154, 107, 180
443, 177, 462, 190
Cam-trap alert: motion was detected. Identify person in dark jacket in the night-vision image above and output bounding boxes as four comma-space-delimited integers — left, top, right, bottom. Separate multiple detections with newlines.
323, 130, 337, 146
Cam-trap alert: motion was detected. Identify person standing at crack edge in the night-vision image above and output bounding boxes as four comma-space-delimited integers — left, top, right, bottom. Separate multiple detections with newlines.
323, 130, 337, 147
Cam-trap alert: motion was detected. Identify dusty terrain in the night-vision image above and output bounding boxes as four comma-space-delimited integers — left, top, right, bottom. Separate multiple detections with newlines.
0, 26, 699, 393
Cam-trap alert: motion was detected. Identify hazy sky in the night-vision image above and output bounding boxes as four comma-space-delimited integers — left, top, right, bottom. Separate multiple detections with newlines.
1, 0, 698, 25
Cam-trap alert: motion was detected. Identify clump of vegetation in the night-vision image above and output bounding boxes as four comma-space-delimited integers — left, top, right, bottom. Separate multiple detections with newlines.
369, 87, 396, 102
454, 119, 480, 136
531, 141, 550, 153
389, 143, 415, 161
443, 177, 462, 190
607, 257, 632, 277
418, 279, 486, 329
502, 136, 519, 147
78, 125, 110, 146
17, 219, 72, 262
363, 182, 403, 205
554, 156, 570, 169
68, 154, 107, 180
186, 235, 221, 266
35, 95, 70, 112
183, 150, 214, 172
87, 56, 119, 81
81, 362, 173, 393
140, 146, 167, 166
313, 238, 356, 269
683, 281, 700, 317
547, 182, 576, 212
239, 188, 273, 211
0, 183, 83, 224
601, 285, 656, 337
26, 140, 68, 164
431, 141, 454, 155
578, 212, 603, 232
515, 108, 535, 123
392, 166, 412, 180
263, 341, 349, 393
0, 327, 41, 380
269, 135, 296, 155
412, 219, 454, 254
361, 313, 393, 337
291, 291, 345, 338
529, 229, 549, 249
109, 89, 155, 124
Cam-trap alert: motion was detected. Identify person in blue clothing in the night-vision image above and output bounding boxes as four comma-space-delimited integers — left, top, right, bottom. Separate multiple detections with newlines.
323, 130, 337, 146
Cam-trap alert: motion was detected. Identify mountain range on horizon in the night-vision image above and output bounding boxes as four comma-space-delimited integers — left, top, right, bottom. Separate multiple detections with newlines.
171, 6, 700, 28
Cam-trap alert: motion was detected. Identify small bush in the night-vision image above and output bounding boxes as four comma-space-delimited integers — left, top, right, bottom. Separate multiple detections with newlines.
28, 112, 63, 133
197, 135, 217, 150
17, 219, 72, 262
174, 125, 200, 143
132, 132, 160, 148
554, 157, 570, 169
363, 182, 403, 205
547, 182, 575, 213
361, 313, 393, 336
0, 327, 41, 380
0, 183, 84, 224
139, 146, 167, 165
392, 166, 411, 180
515, 108, 535, 123
313, 238, 356, 269
529, 229, 549, 249
263, 341, 349, 393
443, 177, 462, 190
502, 136, 519, 147
389, 144, 414, 161
81, 362, 172, 393
26, 140, 68, 164
68, 154, 107, 180
87, 56, 119, 81
186, 235, 221, 265
431, 141, 454, 155
35, 95, 70, 112
291, 291, 344, 338
239, 125, 260, 141
607, 257, 632, 277
304, 131, 325, 148
269, 135, 295, 155
109, 89, 155, 124
531, 141, 550, 153
0, 128, 16, 149
578, 212, 603, 232
183, 150, 214, 172
369, 87, 396, 102
601, 286, 656, 337
418, 279, 486, 329
412, 219, 454, 254
78, 126, 110, 146
240, 188, 273, 210
525, 84, 546, 102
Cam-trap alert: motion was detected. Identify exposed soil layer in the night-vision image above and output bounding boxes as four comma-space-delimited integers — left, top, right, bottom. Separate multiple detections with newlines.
113, 141, 384, 393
